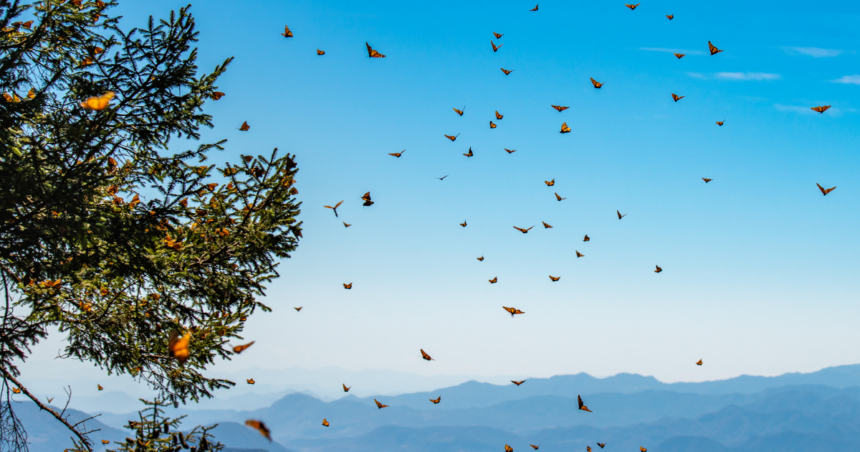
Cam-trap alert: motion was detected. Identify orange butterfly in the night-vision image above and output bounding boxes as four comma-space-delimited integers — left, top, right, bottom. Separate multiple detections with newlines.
343, 222, 352, 227
671, 93, 685, 102
453, 106, 465, 116
708, 41, 723, 55
696, 359, 703, 366
233, 341, 255, 354
576, 251, 583, 258
617, 210, 626, 219
588, 447, 592, 452
513, 226, 534, 233
641, 448, 647, 452
361, 192, 374, 206
666, 14, 674, 19
626, 3, 639, 10
505, 148, 516, 154
597, 443, 606, 448
817, 183, 836, 196
555, 192, 566, 201
811, 105, 830, 113
495, 111, 504, 120
674, 53, 685, 59
531, 446, 539, 450
324, 200, 343, 217
530, 4, 538, 11
477, 256, 484, 261
211, 91, 225, 100
464, 147, 474, 157
511, 379, 526, 385
545, 179, 555, 186
374, 399, 389, 409
245, 420, 272, 441
590, 77, 604, 89
430, 396, 441, 404
295, 307, 303, 311
445, 133, 460, 141
317, 49, 325, 55
168, 331, 191, 364
504, 306, 525, 317
46, 397, 53, 403
489, 277, 498, 284
560, 122, 571, 133
549, 275, 560, 282
97, 384, 103, 391
389, 150, 405, 158
460, 220, 467, 227
703, 178, 712, 183
102, 440, 110, 445
578, 395, 592, 412
11, 388, 20, 394
493, 32, 503, 39
80, 91, 114, 110
716, 121, 724, 126
505, 445, 514, 452
239, 121, 250, 131
281, 25, 293, 38
492, 41, 503, 52
542, 221, 553, 229
344, 283, 353, 289
552, 105, 569, 112
490, 121, 497, 129
366, 42, 386, 58
655, 265, 662, 273
343, 384, 351, 392
421, 349, 435, 361
501, 68, 513, 75
322, 418, 330, 427
247, 379, 255, 384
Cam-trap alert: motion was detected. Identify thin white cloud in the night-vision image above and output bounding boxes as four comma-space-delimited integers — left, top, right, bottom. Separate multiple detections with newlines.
774, 104, 816, 114
716, 72, 781, 81
640, 47, 707, 56
685, 72, 708, 80
784, 47, 843, 58
831, 75, 860, 85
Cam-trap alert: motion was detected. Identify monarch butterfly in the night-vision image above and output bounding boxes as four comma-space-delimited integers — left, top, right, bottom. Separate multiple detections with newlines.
552, 105, 569, 112
477, 256, 484, 261
343, 384, 351, 392
232, 341, 255, 354
366, 42, 386, 58
674, 53, 685, 59
430, 396, 441, 404
672, 93, 684, 102
388, 150, 405, 158
245, 420, 272, 441
495, 111, 504, 120
374, 399, 389, 409
617, 210, 626, 219
641, 448, 647, 452
530, 4, 538, 11
511, 380, 526, 385
27, 88, 36, 99
247, 379, 255, 384
545, 179, 555, 186
168, 331, 191, 364
343, 283, 353, 289
324, 200, 343, 217
322, 418, 330, 426
542, 222, 552, 229
505, 148, 516, 154
560, 122, 571, 133
513, 226, 534, 233
501, 68, 513, 75
490, 121, 497, 129
817, 183, 836, 196
343, 222, 352, 228
493, 32, 503, 39
696, 359, 703, 366
489, 277, 498, 283
317, 49, 325, 55
98, 384, 103, 391
584, 235, 590, 241
549, 275, 560, 282
492, 41, 503, 52
655, 265, 662, 273
626, 3, 640, 10
239, 121, 250, 131
453, 106, 465, 116
361, 192, 374, 206
588, 447, 592, 452
503, 307, 525, 317
578, 395, 592, 412
555, 192, 566, 201
445, 133, 460, 141
11, 388, 20, 394
101, 440, 110, 445
281, 25, 293, 37
464, 147, 474, 157
505, 445, 514, 452
47, 397, 54, 403
590, 77, 604, 89
294, 307, 303, 311
708, 41, 723, 55
460, 220, 467, 227
576, 251, 583, 258
703, 178, 712, 183
811, 105, 830, 113
80, 91, 114, 110
420, 349, 435, 361
597, 443, 606, 448
716, 121, 724, 126
530, 446, 539, 450
666, 14, 674, 19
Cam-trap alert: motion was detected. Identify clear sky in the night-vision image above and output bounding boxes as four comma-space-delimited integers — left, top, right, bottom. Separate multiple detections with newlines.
24, 0, 860, 396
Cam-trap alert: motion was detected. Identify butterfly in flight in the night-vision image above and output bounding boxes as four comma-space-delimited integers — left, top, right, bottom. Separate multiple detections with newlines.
590, 77, 604, 89
374, 399, 389, 409
492, 41, 503, 52
708, 41, 723, 55
597, 443, 606, 449
555, 192, 566, 201
490, 121, 497, 129
696, 359, 703, 366
460, 220, 467, 227
530, 4, 538, 11
239, 121, 250, 131
453, 106, 465, 116
98, 384, 103, 391
317, 49, 325, 55
588, 447, 592, 452
489, 277, 498, 284
421, 349, 435, 361
211, 91, 225, 100
549, 275, 560, 282
495, 111, 504, 120
513, 226, 534, 233
436, 175, 448, 180
505, 445, 514, 452
817, 183, 836, 196
281, 25, 293, 37
464, 147, 474, 157
11, 388, 20, 394
80, 91, 114, 110
617, 210, 626, 220
389, 150, 405, 158
560, 122, 571, 133
578, 395, 592, 412
672, 93, 684, 102
716, 121, 724, 126
430, 396, 441, 404
233, 341, 255, 354
294, 307, 303, 311
504, 306, 525, 317
366, 42, 386, 58
344, 283, 353, 289
322, 418, 330, 427
505, 148, 516, 154
530, 446, 539, 450
343, 222, 352, 227
46, 397, 54, 403
493, 32, 503, 39
576, 251, 583, 258
343, 384, 351, 392
626, 3, 640, 10
102, 440, 110, 445
811, 105, 830, 114
552, 105, 569, 112
477, 256, 484, 261
542, 221, 553, 229
245, 420, 272, 441
168, 331, 191, 364
584, 234, 590, 242
655, 265, 663, 273
445, 134, 460, 142
501, 68, 513, 75
666, 14, 674, 19
511, 379, 526, 385
674, 53, 685, 59
641, 448, 648, 452
247, 379, 255, 384
702, 178, 712, 183
545, 179, 555, 186
361, 192, 374, 206
324, 200, 343, 217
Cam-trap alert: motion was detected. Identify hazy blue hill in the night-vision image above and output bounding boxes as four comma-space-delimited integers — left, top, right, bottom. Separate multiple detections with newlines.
13, 402, 126, 452
667, 364, 860, 395
288, 425, 518, 452
208, 422, 292, 452
657, 436, 731, 452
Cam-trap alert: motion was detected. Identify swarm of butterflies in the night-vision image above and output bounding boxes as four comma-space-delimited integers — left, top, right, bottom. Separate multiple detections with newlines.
65, 3, 840, 450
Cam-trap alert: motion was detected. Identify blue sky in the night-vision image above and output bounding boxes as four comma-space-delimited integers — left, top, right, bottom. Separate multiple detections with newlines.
26, 0, 860, 394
